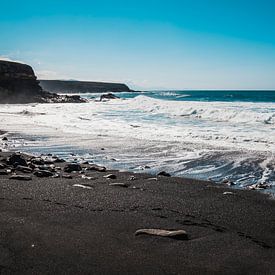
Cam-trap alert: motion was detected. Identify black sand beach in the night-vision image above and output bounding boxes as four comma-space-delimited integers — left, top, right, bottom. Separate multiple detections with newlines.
0, 149, 275, 274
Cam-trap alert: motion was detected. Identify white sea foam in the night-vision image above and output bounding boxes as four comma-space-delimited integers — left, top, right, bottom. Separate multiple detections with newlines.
0, 96, 274, 188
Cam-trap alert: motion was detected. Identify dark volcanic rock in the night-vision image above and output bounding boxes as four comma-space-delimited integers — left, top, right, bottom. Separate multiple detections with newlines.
39, 80, 132, 94
15, 165, 32, 173
100, 93, 119, 101
34, 170, 54, 178
9, 174, 32, 181
0, 60, 86, 104
6, 153, 28, 167
157, 171, 171, 177
64, 163, 82, 173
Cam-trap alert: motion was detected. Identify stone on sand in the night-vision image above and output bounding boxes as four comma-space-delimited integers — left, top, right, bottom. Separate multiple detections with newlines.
6, 153, 28, 167
64, 163, 82, 173
104, 174, 117, 179
9, 174, 32, 181
34, 170, 54, 178
135, 229, 188, 240
109, 182, 129, 188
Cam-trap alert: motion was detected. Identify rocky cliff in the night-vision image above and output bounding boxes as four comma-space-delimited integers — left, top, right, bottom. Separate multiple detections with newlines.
39, 80, 132, 94
0, 61, 85, 103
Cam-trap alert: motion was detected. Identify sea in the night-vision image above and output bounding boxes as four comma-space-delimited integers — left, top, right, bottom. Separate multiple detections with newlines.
0, 90, 274, 194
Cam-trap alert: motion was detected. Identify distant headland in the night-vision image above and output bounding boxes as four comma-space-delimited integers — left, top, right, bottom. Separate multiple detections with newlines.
0, 60, 134, 104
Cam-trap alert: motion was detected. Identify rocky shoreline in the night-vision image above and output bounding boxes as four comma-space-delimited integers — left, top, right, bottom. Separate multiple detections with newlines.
0, 60, 87, 104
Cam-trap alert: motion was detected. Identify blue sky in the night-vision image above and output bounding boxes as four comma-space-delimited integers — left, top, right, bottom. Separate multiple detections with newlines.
0, 0, 275, 89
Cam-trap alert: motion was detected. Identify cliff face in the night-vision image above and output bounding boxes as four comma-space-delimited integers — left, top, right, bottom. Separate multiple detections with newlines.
39, 80, 132, 94
0, 61, 85, 103
0, 61, 45, 103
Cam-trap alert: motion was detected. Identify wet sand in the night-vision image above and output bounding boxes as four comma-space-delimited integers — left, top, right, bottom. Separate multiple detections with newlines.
0, 150, 275, 274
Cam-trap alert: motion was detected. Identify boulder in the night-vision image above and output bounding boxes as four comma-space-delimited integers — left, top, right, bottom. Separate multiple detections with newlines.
64, 163, 82, 173
157, 171, 171, 177
100, 93, 119, 101
6, 153, 28, 167
33, 170, 54, 177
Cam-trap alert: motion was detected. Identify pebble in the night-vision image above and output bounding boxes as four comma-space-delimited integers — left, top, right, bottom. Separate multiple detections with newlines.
157, 171, 171, 177
104, 174, 117, 179
135, 229, 188, 240
16, 165, 32, 173
73, 183, 93, 189
33, 170, 54, 178
62, 174, 73, 179
147, 177, 158, 181
0, 170, 8, 175
87, 165, 106, 172
109, 182, 129, 188
64, 163, 82, 173
9, 174, 32, 181
223, 192, 234, 195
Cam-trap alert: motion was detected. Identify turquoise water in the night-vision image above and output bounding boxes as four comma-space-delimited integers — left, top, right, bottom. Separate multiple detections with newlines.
87, 90, 275, 103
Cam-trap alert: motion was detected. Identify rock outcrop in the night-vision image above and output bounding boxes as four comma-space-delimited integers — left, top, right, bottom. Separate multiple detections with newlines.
39, 80, 132, 94
0, 60, 86, 103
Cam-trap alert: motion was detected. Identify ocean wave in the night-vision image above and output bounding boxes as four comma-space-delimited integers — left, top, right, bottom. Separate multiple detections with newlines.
128, 95, 275, 125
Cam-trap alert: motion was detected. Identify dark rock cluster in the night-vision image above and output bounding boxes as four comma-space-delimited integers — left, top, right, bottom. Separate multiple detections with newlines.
0, 152, 108, 181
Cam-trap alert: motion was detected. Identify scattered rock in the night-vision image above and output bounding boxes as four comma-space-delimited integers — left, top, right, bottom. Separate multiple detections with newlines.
81, 175, 96, 180
62, 174, 73, 179
2, 137, 8, 141
135, 229, 188, 240
157, 171, 171, 177
73, 183, 93, 189
128, 176, 136, 181
104, 174, 117, 179
0, 163, 6, 169
109, 182, 129, 188
6, 153, 28, 167
64, 163, 82, 173
53, 157, 66, 163
223, 192, 234, 195
31, 157, 45, 165
9, 174, 32, 181
15, 165, 32, 173
222, 179, 236, 186
87, 165, 106, 172
0, 170, 8, 175
100, 93, 119, 101
34, 170, 54, 178
248, 182, 270, 190
147, 177, 158, 181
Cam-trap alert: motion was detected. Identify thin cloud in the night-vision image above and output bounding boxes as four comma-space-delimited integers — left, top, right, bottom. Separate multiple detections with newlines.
0, 56, 25, 64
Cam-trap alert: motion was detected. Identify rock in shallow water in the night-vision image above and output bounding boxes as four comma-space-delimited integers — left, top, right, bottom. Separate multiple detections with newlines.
157, 171, 171, 177
135, 229, 188, 240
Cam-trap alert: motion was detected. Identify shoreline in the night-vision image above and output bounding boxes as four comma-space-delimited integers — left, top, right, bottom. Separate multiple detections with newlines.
1, 129, 274, 197
1, 138, 275, 273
